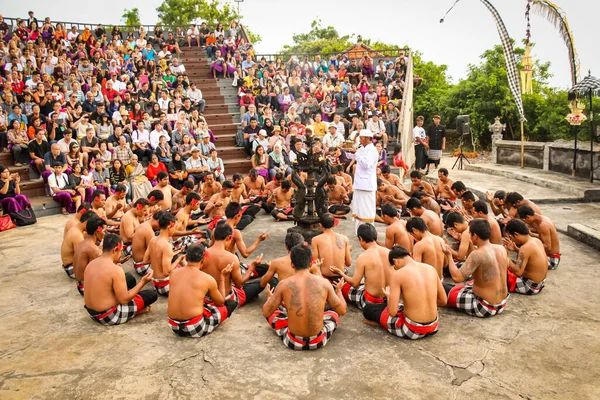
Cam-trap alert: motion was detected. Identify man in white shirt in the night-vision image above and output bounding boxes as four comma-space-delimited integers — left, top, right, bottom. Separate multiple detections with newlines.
413, 116, 427, 173
332, 114, 345, 137
366, 112, 388, 148
187, 24, 200, 48
170, 58, 186, 75
150, 124, 170, 150
131, 121, 153, 161
109, 74, 126, 93
157, 90, 172, 113
187, 83, 205, 113
67, 26, 79, 42
57, 129, 78, 154
322, 123, 345, 151
351, 129, 379, 234
252, 129, 270, 153
185, 147, 209, 183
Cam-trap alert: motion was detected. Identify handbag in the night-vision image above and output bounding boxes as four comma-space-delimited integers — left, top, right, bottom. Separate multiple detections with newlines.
0, 214, 16, 232
9, 207, 37, 226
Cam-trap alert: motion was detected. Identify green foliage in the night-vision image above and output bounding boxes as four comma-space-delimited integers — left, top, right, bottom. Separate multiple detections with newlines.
280, 19, 353, 57
414, 44, 574, 147
121, 8, 141, 30
156, 0, 238, 29
245, 27, 262, 45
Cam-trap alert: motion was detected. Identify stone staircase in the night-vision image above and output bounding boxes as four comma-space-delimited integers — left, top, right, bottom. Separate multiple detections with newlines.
181, 49, 251, 176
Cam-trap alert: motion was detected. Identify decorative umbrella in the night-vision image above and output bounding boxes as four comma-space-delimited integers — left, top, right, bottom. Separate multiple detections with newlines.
569, 71, 600, 182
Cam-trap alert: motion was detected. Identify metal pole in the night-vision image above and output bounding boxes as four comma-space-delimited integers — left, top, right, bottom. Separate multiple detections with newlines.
572, 125, 577, 175
590, 89, 595, 183
520, 120, 525, 168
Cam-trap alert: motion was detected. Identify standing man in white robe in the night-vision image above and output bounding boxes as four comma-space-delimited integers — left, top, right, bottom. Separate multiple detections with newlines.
351, 129, 379, 234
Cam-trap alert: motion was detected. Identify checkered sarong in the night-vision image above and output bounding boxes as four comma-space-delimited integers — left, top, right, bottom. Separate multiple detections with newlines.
448, 285, 509, 318
85, 295, 144, 325
206, 285, 247, 308
122, 242, 133, 258
133, 261, 151, 276
152, 276, 170, 296
267, 307, 339, 351
172, 234, 201, 252
63, 264, 75, 279
379, 305, 439, 340
507, 270, 545, 295
76, 280, 84, 296
324, 267, 349, 285
341, 283, 386, 311
547, 254, 561, 270
168, 304, 229, 338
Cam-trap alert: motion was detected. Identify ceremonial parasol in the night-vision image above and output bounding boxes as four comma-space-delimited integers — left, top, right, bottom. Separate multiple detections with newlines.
569, 71, 600, 182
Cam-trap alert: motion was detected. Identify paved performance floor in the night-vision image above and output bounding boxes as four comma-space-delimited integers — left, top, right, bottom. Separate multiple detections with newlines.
1, 210, 599, 399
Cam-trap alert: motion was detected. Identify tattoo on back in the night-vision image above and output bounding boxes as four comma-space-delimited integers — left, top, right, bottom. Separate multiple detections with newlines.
288, 281, 304, 317
335, 234, 344, 250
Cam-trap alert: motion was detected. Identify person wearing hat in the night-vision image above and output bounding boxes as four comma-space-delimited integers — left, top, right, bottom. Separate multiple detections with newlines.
351, 129, 379, 233
268, 125, 284, 151
425, 115, 446, 174
185, 146, 209, 184
252, 129, 270, 153
199, 132, 216, 160
322, 122, 345, 151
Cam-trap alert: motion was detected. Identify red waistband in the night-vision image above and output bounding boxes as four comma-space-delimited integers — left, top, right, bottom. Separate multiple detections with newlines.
405, 317, 439, 335
95, 305, 118, 320
286, 330, 327, 346
364, 291, 385, 304
152, 278, 170, 288
168, 312, 207, 327
548, 253, 561, 258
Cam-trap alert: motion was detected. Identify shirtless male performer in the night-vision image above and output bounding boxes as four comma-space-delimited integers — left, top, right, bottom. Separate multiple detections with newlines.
262, 243, 347, 350
172, 192, 207, 252
312, 213, 352, 284
444, 219, 510, 318
147, 190, 165, 213
406, 217, 445, 279
231, 173, 262, 224
204, 223, 266, 307
378, 204, 413, 252
120, 198, 150, 257
155, 171, 179, 211
330, 224, 390, 310
171, 181, 194, 214
131, 211, 164, 276
503, 219, 548, 295
243, 169, 266, 202
335, 165, 353, 198
200, 172, 222, 203
63, 203, 93, 237
327, 176, 351, 216
506, 192, 541, 219
104, 184, 128, 221
472, 200, 502, 244
73, 217, 105, 295
435, 168, 455, 202
218, 202, 268, 259
167, 243, 238, 338
90, 190, 120, 227
260, 232, 305, 288
445, 212, 474, 265
363, 245, 447, 339
143, 212, 186, 295
61, 210, 97, 279
412, 190, 441, 216
269, 180, 295, 221
380, 165, 403, 190
402, 171, 435, 197
204, 180, 234, 220
517, 205, 561, 269
375, 178, 407, 222
406, 197, 443, 237
84, 233, 157, 325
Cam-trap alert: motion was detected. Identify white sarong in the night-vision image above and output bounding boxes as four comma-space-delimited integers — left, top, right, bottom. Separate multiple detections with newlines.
352, 189, 376, 234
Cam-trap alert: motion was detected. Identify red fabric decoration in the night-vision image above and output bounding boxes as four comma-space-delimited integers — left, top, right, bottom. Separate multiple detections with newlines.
190, 198, 199, 206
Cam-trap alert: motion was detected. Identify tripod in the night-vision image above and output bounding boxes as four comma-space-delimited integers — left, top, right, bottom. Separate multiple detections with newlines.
452, 138, 470, 170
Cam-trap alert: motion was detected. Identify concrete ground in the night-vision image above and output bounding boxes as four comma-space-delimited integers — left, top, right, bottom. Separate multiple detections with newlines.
1, 205, 600, 399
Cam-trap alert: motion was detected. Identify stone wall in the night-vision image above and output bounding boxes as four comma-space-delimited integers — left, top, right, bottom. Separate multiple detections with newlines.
493, 140, 600, 180
494, 140, 546, 169
549, 143, 600, 180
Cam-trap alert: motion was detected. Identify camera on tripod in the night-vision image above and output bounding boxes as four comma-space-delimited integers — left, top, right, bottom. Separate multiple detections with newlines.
453, 115, 471, 170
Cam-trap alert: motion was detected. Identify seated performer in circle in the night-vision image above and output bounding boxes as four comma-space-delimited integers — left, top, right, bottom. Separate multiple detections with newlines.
84, 233, 157, 325
262, 243, 347, 351
364, 245, 447, 339
167, 243, 238, 338
444, 219, 510, 318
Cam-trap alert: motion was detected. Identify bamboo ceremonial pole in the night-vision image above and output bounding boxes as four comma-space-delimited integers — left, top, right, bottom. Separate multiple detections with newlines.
520, 120, 525, 168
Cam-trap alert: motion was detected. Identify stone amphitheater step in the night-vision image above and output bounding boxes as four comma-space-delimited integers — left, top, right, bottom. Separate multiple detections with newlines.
223, 158, 252, 176
202, 113, 236, 124
217, 146, 246, 158
204, 103, 239, 113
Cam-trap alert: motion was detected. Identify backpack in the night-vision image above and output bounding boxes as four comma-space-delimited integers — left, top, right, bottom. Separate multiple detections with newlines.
9, 208, 37, 226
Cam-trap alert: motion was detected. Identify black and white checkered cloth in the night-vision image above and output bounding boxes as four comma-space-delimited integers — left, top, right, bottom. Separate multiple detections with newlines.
152, 276, 170, 296
85, 299, 139, 325
481, 0, 525, 121
76, 280, 84, 296
569, 75, 600, 96
63, 263, 74, 279
133, 261, 151, 276
168, 304, 228, 337
267, 307, 339, 351
383, 305, 439, 340
547, 255, 561, 270
514, 276, 545, 295
449, 285, 509, 318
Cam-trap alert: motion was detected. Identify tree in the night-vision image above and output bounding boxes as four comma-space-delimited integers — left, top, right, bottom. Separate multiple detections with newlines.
121, 8, 141, 30
280, 19, 353, 57
156, 0, 238, 28
245, 27, 262, 45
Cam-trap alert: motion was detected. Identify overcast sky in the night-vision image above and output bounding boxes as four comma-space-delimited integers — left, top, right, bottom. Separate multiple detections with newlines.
5, 0, 599, 89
